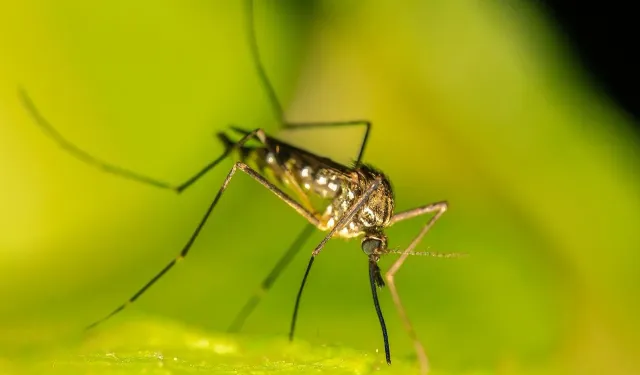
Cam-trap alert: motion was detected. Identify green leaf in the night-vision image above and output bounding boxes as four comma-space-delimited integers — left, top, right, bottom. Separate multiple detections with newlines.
3, 318, 434, 375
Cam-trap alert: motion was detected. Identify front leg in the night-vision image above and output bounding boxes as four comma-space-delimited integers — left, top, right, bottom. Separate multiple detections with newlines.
385, 201, 448, 374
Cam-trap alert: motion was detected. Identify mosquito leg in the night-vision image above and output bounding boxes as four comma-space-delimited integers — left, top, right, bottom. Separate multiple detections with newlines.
288, 177, 383, 341
227, 223, 315, 333
245, 1, 372, 165
384, 201, 448, 375
18, 88, 241, 194
389, 201, 448, 226
288, 255, 314, 341
86, 160, 319, 330
244, 0, 283, 120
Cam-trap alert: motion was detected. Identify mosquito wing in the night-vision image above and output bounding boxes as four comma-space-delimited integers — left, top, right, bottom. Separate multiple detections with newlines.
230, 127, 354, 213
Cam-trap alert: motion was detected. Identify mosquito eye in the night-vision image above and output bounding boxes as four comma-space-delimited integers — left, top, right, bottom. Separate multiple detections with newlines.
362, 238, 382, 255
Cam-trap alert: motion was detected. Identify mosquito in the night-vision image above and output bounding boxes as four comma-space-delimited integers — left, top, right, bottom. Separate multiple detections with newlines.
19, 1, 463, 373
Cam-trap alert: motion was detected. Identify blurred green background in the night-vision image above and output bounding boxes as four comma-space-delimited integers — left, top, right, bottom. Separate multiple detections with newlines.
1, 0, 639, 374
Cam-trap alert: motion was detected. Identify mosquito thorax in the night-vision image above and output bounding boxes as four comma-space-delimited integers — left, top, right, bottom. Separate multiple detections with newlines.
351, 165, 395, 228
318, 165, 395, 239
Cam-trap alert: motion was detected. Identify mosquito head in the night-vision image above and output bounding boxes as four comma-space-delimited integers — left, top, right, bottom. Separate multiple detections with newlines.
361, 232, 388, 260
